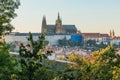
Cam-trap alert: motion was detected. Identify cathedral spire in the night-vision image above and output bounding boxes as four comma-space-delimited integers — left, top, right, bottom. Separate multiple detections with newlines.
56, 12, 62, 23
110, 30, 112, 37
113, 30, 115, 36
110, 29, 115, 39
41, 15, 47, 33
112, 29, 115, 37
55, 12, 62, 33
58, 12, 60, 20
42, 15, 46, 24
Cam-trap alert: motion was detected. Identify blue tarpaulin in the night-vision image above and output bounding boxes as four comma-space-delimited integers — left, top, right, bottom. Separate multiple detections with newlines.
71, 35, 83, 42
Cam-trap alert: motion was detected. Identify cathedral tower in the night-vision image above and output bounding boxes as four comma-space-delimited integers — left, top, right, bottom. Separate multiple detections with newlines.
112, 30, 115, 38
55, 12, 62, 33
41, 16, 47, 33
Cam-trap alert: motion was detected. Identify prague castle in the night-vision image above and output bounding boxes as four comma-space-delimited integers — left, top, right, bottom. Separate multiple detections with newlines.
41, 13, 77, 34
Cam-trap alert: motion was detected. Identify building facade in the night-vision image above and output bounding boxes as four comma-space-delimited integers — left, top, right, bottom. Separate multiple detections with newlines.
82, 33, 110, 45
41, 13, 77, 34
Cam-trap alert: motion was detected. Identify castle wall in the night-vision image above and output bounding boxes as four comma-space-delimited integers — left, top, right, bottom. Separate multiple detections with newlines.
45, 35, 71, 46
5, 33, 71, 46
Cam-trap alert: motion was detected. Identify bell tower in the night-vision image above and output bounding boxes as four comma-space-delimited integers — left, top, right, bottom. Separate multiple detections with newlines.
55, 12, 62, 33
41, 16, 47, 33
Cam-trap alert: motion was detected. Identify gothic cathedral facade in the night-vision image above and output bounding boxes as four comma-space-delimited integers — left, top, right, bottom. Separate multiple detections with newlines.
41, 13, 77, 34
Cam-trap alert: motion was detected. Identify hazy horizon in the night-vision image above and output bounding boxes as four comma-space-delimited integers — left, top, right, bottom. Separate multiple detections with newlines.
11, 0, 120, 36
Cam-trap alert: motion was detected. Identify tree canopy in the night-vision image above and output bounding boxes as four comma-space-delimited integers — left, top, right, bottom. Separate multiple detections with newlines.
18, 32, 53, 80
0, 0, 20, 35
65, 45, 120, 80
0, 43, 18, 79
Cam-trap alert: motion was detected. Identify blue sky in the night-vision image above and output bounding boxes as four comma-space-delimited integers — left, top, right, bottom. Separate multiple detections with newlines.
12, 0, 120, 36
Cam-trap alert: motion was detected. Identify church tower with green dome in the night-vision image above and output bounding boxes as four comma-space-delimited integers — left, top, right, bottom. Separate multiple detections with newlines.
55, 12, 62, 33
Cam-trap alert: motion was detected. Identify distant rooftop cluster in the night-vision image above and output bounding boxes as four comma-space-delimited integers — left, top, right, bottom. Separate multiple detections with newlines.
82, 29, 120, 40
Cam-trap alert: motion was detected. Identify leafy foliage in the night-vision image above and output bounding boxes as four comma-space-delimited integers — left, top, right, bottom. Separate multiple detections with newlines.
0, 43, 18, 79
58, 37, 83, 47
0, 0, 20, 79
65, 45, 120, 80
0, 0, 20, 35
18, 32, 53, 80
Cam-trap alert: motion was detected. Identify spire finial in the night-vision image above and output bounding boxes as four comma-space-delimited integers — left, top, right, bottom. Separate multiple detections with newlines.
58, 12, 60, 19
41, 15, 47, 33
56, 12, 62, 23
110, 30, 112, 36
112, 29, 115, 36
43, 15, 46, 20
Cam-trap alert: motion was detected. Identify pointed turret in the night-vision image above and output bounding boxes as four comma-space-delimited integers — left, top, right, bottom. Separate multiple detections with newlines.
110, 30, 112, 37
41, 15, 47, 33
110, 29, 115, 39
112, 30, 115, 37
56, 12, 62, 24
111, 29, 115, 39
58, 12, 60, 19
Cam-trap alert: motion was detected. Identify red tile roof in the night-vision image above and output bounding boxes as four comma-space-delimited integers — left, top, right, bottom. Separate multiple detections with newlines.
82, 33, 100, 38
82, 33, 110, 38
100, 34, 109, 37
113, 36, 120, 39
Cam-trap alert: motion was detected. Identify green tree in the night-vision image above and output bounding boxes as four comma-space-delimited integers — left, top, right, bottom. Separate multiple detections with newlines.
18, 32, 53, 80
0, 0, 20, 36
85, 45, 120, 80
0, 0, 20, 79
64, 45, 120, 80
65, 53, 92, 80
0, 43, 18, 79
58, 37, 82, 47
